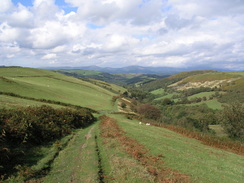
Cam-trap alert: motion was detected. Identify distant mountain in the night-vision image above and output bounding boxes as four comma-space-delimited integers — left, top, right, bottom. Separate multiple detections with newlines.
55, 69, 167, 86
42, 65, 234, 75
42, 65, 189, 75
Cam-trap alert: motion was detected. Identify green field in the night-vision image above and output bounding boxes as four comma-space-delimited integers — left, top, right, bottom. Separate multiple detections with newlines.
181, 72, 240, 83
0, 95, 64, 109
187, 92, 215, 100
1, 67, 243, 183
37, 114, 243, 183
154, 93, 176, 101
110, 114, 243, 183
58, 69, 101, 76
187, 99, 223, 110
150, 88, 165, 95
0, 67, 116, 111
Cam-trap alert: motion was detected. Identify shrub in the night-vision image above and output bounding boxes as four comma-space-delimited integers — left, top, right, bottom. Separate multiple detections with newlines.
137, 104, 161, 120
220, 103, 244, 140
0, 105, 95, 176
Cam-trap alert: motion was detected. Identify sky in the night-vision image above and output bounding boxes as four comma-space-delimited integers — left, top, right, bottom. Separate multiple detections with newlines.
0, 0, 244, 70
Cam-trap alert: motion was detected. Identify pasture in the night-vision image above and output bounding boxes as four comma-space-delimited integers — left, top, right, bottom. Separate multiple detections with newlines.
0, 67, 116, 111
110, 114, 244, 183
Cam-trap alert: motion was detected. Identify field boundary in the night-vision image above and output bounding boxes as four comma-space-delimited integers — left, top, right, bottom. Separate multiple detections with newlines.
99, 115, 190, 183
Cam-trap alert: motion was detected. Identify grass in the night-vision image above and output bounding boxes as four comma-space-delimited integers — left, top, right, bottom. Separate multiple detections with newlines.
202, 99, 223, 110
187, 92, 215, 100
154, 93, 176, 101
187, 99, 223, 110
110, 114, 244, 183
0, 95, 65, 109
182, 72, 240, 83
87, 78, 127, 94
59, 70, 101, 76
42, 124, 99, 183
150, 88, 165, 95
0, 67, 116, 111
227, 71, 244, 77
98, 116, 164, 183
209, 125, 228, 137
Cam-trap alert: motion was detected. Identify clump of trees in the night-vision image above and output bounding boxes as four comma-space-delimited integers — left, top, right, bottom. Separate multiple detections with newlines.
0, 105, 95, 176
137, 104, 161, 120
220, 103, 244, 140
160, 104, 217, 133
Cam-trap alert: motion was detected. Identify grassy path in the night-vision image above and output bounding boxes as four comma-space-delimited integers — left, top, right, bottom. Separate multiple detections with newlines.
42, 124, 99, 183
25, 114, 243, 183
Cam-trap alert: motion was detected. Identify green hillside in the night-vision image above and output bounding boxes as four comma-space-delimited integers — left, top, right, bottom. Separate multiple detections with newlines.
56, 69, 167, 87
0, 67, 117, 111
1, 67, 243, 182
37, 114, 243, 183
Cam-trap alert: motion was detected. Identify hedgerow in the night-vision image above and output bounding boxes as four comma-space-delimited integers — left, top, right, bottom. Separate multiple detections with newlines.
0, 105, 95, 177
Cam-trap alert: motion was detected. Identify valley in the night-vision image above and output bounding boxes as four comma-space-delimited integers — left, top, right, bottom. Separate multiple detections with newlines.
0, 67, 243, 183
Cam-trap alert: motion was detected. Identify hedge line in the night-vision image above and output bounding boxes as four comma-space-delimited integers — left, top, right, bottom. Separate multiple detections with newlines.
0, 105, 95, 177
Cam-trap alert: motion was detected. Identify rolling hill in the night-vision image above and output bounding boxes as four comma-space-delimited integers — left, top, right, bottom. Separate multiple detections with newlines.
55, 69, 167, 86
0, 67, 124, 111
0, 67, 243, 183
144, 71, 244, 107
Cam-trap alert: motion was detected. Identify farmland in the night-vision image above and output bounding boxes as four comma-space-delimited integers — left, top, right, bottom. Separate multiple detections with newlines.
0, 67, 243, 182
0, 67, 119, 111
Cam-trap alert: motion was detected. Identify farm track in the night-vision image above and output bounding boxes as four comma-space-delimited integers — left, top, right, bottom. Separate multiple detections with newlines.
69, 127, 95, 183
99, 115, 190, 183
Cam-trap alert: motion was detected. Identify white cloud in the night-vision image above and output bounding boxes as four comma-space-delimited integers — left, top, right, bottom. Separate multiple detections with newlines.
8, 4, 33, 28
0, 0, 243, 70
41, 53, 57, 60
0, 0, 12, 13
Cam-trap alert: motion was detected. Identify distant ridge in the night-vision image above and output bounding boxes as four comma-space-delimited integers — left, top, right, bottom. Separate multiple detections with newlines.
41, 65, 231, 75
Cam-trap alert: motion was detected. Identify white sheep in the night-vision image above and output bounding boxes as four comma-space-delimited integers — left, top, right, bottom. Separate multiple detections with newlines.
146, 123, 150, 126
139, 122, 142, 125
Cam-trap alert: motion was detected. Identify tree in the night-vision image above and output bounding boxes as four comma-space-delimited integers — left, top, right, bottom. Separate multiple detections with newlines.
162, 98, 174, 105
137, 104, 161, 120
121, 102, 127, 109
221, 103, 244, 139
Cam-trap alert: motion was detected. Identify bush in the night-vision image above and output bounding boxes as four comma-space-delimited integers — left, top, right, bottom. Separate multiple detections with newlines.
220, 103, 244, 140
137, 104, 161, 120
0, 105, 95, 176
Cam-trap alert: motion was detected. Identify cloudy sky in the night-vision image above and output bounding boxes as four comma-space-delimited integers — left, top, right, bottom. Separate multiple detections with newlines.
0, 0, 244, 70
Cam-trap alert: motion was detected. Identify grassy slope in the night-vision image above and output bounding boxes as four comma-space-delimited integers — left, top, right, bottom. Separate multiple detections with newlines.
187, 92, 216, 99
42, 119, 155, 183
86, 78, 127, 93
110, 114, 244, 183
0, 95, 65, 109
187, 99, 223, 110
0, 67, 116, 111
181, 72, 241, 83
150, 88, 165, 95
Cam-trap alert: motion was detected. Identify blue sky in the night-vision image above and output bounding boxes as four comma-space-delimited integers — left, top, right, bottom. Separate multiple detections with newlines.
11, 0, 77, 14
0, 0, 244, 70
